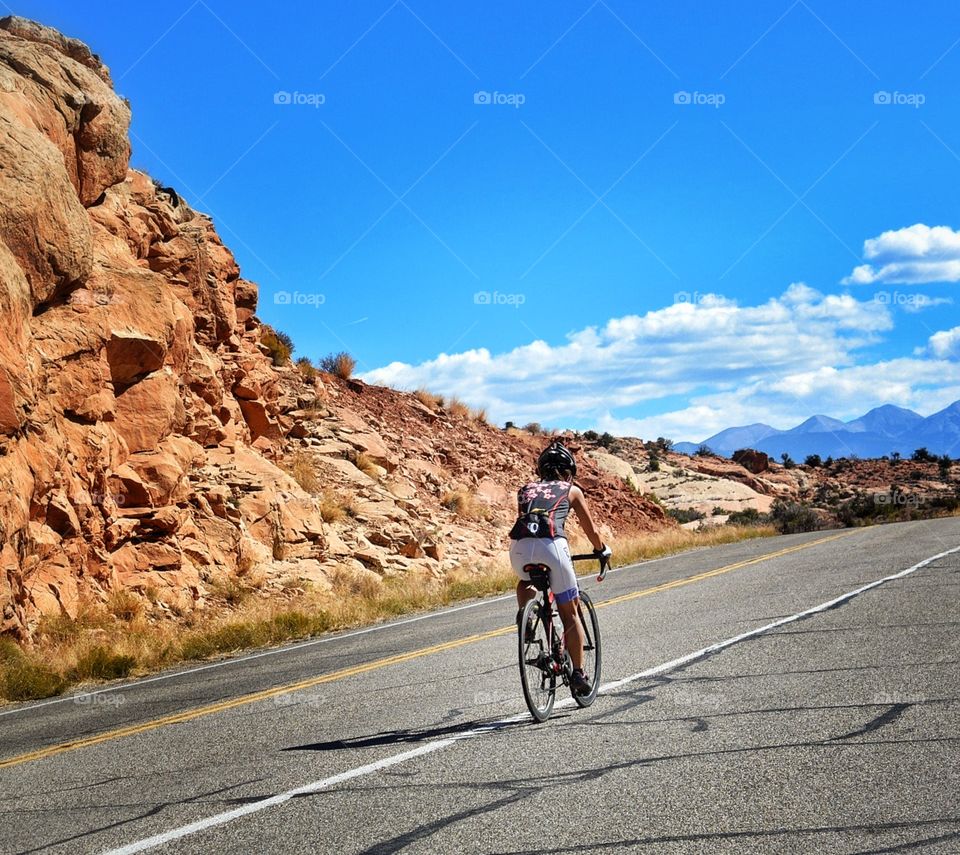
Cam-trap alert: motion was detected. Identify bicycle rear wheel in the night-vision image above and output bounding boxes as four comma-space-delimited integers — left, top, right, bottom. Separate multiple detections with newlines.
573, 590, 601, 708
518, 597, 556, 722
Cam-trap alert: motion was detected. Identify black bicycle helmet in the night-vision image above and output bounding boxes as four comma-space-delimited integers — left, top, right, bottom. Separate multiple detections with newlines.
537, 441, 577, 480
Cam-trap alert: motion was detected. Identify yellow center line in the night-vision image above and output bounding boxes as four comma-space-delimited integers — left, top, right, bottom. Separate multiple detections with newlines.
0, 530, 854, 770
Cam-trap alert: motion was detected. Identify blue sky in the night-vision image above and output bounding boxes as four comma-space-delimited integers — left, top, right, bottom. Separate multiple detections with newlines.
16, 0, 960, 440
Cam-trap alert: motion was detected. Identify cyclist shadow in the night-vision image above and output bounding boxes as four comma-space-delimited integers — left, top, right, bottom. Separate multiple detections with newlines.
282, 715, 563, 752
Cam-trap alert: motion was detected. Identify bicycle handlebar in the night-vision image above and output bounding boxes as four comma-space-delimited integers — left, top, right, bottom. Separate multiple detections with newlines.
571, 551, 611, 582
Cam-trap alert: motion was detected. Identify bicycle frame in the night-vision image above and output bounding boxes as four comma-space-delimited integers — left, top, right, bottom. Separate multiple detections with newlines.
526, 566, 596, 684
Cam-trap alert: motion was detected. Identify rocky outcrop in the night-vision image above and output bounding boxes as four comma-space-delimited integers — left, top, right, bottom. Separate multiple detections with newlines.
0, 18, 671, 641
0, 19, 326, 638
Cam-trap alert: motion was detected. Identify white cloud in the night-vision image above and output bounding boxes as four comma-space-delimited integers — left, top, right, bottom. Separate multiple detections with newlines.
362, 285, 892, 432
901, 294, 953, 313
843, 224, 960, 284
597, 358, 960, 441
928, 326, 960, 359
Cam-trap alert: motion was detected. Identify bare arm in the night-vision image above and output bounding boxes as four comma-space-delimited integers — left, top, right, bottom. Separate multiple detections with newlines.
569, 485, 604, 551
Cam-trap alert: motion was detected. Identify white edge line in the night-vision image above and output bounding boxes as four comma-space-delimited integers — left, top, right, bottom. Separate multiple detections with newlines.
3, 537, 709, 718
98, 540, 957, 855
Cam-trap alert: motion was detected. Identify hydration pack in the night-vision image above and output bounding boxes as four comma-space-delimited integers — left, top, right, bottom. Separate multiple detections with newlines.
509, 481, 571, 540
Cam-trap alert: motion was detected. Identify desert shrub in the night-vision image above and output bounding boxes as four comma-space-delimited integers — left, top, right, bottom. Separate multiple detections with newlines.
597, 432, 616, 450
73, 645, 137, 681
712, 506, 726, 516
804, 454, 823, 468
318, 351, 356, 380
726, 507, 766, 526
912, 447, 936, 463
667, 508, 705, 524
648, 451, 660, 471
938, 455, 951, 479
0, 639, 67, 701
656, 437, 674, 451
523, 422, 543, 435
781, 453, 796, 469
583, 430, 599, 442
260, 326, 294, 366
695, 445, 715, 457
296, 356, 318, 382
769, 500, 820, 533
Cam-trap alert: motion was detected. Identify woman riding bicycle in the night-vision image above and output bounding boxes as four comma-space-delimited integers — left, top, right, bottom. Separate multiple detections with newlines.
508, 441, 611, 696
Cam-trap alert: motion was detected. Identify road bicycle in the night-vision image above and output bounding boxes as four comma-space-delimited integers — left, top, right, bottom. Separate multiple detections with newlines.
518, 552, 608, 722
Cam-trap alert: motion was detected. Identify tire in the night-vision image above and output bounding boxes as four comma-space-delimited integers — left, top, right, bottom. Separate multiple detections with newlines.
518, 597, 555, 722
573, 590, 601, 708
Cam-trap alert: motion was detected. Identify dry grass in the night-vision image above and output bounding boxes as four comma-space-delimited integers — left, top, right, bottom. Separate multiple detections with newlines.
318, 490, 360, 522
446, 397, 471, 419
413, 388, 443, 409
1, 523, 778, 704
284, 450, 321, 494
440, 489, 491, 521
346, 450, 379, 479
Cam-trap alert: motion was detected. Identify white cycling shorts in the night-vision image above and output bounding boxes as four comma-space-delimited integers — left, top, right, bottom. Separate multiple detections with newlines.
509, 537, 579, 604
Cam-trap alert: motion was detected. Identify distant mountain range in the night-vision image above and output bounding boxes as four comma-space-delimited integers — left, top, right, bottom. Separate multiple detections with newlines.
673, 402, 960, 460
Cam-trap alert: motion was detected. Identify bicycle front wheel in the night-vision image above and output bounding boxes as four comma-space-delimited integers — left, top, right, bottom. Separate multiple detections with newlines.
518, 597, 556, 722
574, 590, 601, 708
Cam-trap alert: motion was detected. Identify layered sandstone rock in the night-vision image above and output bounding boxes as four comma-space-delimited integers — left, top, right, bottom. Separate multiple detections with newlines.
0, 18, 671, 641
0, 18, 325, 638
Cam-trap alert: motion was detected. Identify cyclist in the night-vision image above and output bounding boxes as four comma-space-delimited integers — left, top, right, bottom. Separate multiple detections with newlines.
509, 440, 611, 696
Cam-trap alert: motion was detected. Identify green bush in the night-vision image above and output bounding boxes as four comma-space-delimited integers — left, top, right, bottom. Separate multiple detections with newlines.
769, 500, 820, 533
667, 507, 705, 524
726, 507, 765, 526
261, 326, 294, 366
319, 351, 356, 379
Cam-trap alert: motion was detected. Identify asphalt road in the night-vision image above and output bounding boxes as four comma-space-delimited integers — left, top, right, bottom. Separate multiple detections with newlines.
1, 518, 958, 854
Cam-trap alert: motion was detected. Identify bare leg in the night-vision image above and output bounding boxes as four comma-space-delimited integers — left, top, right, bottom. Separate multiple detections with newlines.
557, 598, 585, 671
516, 580, 537, 610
